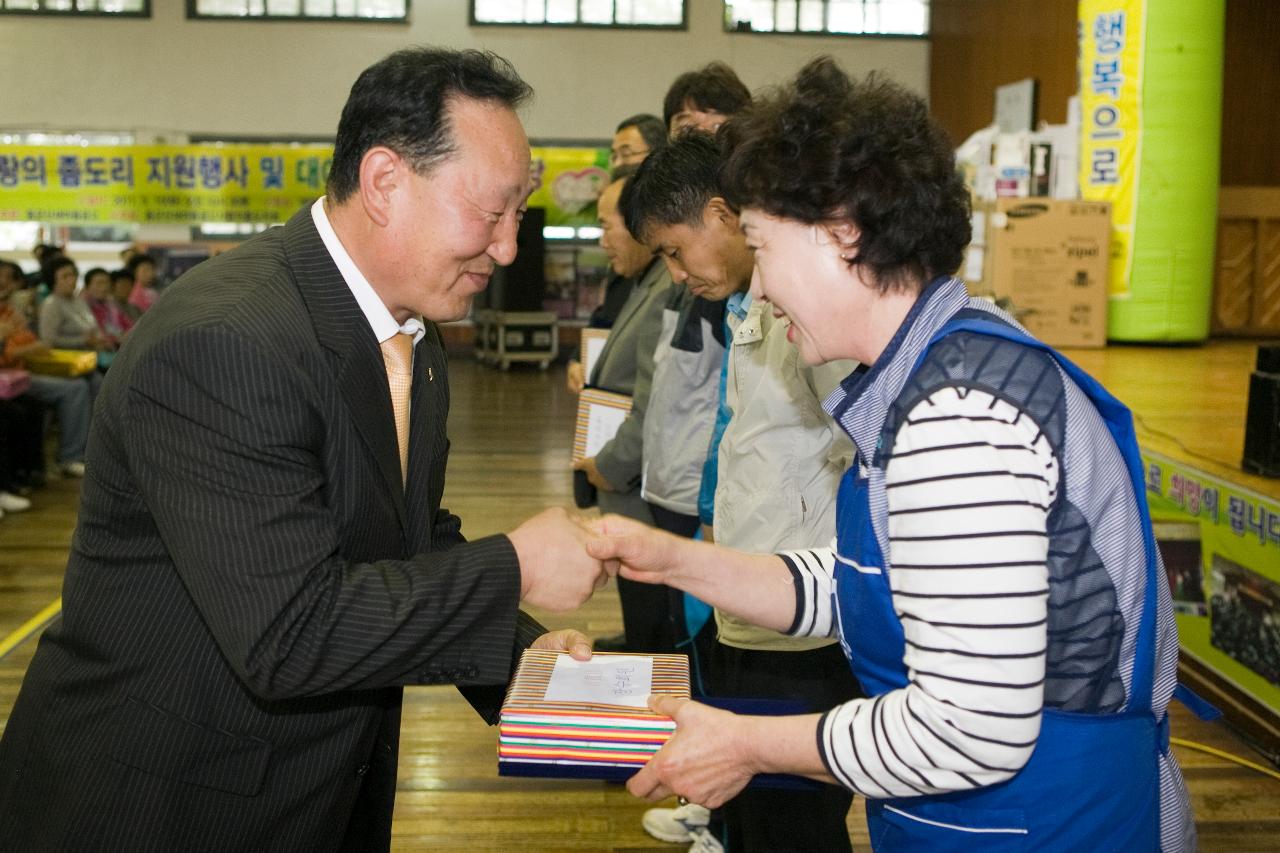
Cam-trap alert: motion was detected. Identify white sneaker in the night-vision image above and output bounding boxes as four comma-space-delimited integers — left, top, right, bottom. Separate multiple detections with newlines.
0, 491, 31, 512
688, 826, 725, 853
642, 802, 712, 844
60, 462, 86, 478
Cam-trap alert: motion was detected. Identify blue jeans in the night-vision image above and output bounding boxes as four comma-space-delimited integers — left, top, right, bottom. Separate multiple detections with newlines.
25, 374, 92, 464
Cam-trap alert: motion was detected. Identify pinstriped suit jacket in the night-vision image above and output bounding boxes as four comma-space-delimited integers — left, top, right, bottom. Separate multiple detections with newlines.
0, 208, 544, 852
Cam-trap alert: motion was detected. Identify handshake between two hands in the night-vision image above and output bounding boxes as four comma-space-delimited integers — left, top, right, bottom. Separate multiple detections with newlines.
507, 506, 678, 614
509, 507, 761, 809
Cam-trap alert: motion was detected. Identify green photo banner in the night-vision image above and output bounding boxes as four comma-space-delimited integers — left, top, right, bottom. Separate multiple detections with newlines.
528, 148, 610, 228
1142, 449, 1280, 715
1079, 0, 1225, 341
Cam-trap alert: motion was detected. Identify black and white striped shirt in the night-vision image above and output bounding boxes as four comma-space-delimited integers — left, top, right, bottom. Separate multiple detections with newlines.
784, 386, 1057, 797
778, 277, 1192, 850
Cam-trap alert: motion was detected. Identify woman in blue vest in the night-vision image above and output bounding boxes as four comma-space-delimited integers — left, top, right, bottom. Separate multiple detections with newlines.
588, 57, 1195, 851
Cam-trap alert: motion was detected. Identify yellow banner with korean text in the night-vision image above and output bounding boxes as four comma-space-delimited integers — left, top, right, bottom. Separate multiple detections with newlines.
0, 143, 333, 225
0, 143, 609, 227
1078, 0, 1144, 298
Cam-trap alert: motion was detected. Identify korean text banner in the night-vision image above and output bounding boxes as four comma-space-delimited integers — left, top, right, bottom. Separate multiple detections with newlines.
1078, 0, 1143, 299
1079, 0, 1223, 341
0, 144, 333, 225
1143, 449, 1280, 714
0, 143, 609, 228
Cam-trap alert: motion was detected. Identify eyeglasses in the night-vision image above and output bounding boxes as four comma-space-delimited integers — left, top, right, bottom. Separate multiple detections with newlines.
609, 146, 650, 165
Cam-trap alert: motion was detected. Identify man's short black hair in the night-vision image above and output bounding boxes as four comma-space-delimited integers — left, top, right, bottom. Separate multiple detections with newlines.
614, 113, 667, 154
662, 62, 752, 128
83, 266, 110, 284
619, 131, 723, 244
110, 268, 134, 285
609, 162, 640, 183
720, 57, 970, 292
327, 47, 533, 203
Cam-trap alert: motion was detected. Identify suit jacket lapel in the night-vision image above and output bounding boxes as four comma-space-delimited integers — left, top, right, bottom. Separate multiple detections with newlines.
404, 324, 447, 554
280, 207, 409, 534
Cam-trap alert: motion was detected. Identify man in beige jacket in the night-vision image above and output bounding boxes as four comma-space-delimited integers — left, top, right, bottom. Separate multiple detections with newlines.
622, 132, 863, 853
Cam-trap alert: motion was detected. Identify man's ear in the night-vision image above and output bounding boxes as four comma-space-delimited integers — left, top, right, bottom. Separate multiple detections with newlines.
357, 146, 402, 228
705, 196, 739, 230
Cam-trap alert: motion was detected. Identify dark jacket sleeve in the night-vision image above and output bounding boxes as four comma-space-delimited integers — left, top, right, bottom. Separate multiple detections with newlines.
457, 609, 548, 724
124, 325, 525, 702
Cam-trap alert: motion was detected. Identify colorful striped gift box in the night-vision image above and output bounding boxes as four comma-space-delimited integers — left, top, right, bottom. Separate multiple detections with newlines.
498, 650, 689, 781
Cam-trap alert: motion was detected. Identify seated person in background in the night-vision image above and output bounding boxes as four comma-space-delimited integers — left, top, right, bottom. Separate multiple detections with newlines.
82, 266, 133, 358
28, 243, 64, 295
3, 261, 38, 328
0, 396, 42, 516
110, 268, 143, 324
125, 252, 160, 313
39, 258, 109, 354
0, 261, 90, 478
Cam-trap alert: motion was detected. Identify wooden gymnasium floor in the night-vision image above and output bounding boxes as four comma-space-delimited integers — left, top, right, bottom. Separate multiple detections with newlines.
2, 346, 1279, 852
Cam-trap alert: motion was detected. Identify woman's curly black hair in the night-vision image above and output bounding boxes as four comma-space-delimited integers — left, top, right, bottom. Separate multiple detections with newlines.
720, 57, 970, 293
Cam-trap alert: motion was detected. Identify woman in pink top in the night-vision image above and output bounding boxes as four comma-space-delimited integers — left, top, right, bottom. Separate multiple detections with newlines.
125, 252, 159, 313
81, 267, 132, 348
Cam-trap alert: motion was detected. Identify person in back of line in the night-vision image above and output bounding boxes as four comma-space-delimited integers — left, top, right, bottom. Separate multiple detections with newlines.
663, 61, 752, 138
570, 170, 672, 653
564, 114, 667, 397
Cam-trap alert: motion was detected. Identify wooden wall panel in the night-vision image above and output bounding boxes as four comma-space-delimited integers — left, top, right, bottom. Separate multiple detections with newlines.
1214, 220, 1257, 330
1221, 0, 1280, 185
928, 0, 1078, 147
930, 0, 1279, 188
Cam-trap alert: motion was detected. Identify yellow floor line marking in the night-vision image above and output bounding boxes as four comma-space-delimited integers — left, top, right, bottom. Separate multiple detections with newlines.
0, 597, 62, 661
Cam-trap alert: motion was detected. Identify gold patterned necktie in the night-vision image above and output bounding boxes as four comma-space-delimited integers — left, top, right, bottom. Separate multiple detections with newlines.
379, 332, 414, 485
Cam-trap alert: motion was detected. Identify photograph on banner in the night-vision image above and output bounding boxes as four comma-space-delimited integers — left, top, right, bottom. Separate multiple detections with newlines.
528, 146, 610, 228
1143, 449, 1280, 711
1209, 555, 1280, 688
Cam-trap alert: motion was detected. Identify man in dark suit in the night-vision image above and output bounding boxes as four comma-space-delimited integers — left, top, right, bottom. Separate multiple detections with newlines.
0, 48, 610, 852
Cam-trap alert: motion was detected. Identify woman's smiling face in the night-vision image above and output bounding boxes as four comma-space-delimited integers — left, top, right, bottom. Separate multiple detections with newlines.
740, 208, 873, 366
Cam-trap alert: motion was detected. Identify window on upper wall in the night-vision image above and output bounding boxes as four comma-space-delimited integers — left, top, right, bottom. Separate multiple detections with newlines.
471, 0, 684, 29
0, 0, 149, 15
188, 0, 406, 21
724, 0, 928, 37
